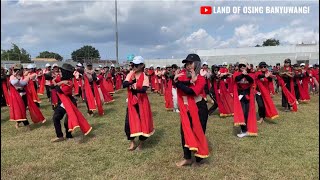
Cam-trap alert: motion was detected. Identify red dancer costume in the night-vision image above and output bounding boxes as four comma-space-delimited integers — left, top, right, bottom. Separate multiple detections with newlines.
279, 59, 297, 111
51, 63, 92, 142
123, 56, 154, 151
233, 62, 257, 138
175, 54, 209, 167
255, 62, 279, 123
9, 64, 46, 130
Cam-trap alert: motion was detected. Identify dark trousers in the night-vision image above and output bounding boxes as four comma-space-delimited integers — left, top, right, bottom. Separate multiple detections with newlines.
294, 85, 300, 100
0, 85, 5, 106
208, 90, 218, 115
181, 99, 208, 162
18, 94, 30, 126
239, 89, 250, 133
124, 106, 148, 141
52, 106, 72, 138
76, 87, 83, 100
45, 85, 51, 99
281, 80, 291, 108
255, 94, 266, 119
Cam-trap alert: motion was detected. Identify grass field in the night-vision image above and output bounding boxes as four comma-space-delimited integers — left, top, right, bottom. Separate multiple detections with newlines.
1, 90, 319, 180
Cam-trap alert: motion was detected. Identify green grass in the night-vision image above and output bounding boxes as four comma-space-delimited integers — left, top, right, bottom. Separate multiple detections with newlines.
1, 90, 319, 180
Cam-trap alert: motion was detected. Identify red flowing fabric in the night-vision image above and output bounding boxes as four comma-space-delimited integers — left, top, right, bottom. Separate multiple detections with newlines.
268, 78, 275, 95
27, 80, 41, 103
2, 81, 10, 106
127, 72, 154, 137
57, 91, 92, 135
276, 75, 297, 112
84, 76, 96, 111
104, 73, 115, 93
227, 77, 234, 94
51, 89, 58, 107
93, 81, 104, 115
9, 85, 27, 121
233, 72, 257, 136
115, 74, 122, 90
256, 80, 279, 119
176, 73, 209, 158
213, 80, 233, 117
164, 79, 173, 110
37, 75, 45, 95
219, 80, 234, 115
296, 79, 309, 102
73, 78, 79, 95
100, 80, 114, 103
302, 75, 311, 101
159, 78, 164, 95
25, 87, 46, 123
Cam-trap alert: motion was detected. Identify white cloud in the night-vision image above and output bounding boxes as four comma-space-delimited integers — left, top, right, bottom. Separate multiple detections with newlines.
290, 19, 303, 26
225, 14, 241, 22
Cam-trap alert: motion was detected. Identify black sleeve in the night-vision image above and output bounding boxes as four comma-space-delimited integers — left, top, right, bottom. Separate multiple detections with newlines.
179, 80, 191, 86
175, 81, 195, 95
267, 77, 273, 81
244, 75, 254, 83
55, 86, 63, 93
44, 73, 53, 80
131, 86, 148, 93
123, 79, 136, 88
92, 73, 97, 81
257, 74, 265, 79
235, 74, 245, 82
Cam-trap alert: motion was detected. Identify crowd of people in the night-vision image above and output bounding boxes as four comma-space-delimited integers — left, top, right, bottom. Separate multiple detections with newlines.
1, 54, 319, 167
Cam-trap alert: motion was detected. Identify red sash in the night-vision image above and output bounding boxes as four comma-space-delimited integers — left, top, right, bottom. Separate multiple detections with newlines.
37, 75, 45, 95
2, 81, 10, 106
9, 85, 27, 121
233, 72, 257, 136
100, 79, 114, 103
9, 84, 46, 123
57, 88, 92, 135
164, 79, 174, 110
73, 78, 79, 95
127, 73, 154, 137
177, 74, 209, 158
276, 75, 297, 112
27, 80, 41, 103
93, 81, 104, 116
84, 76, 96, 111
256, 80, 279, 120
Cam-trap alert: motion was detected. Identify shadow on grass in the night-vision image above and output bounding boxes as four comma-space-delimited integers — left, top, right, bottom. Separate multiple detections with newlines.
142, 128, 164, 150
77, 133, 97, 144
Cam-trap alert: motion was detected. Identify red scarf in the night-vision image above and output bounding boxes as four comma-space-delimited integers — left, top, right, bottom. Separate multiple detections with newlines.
233, 72, 257, 136
255, 72, 279, 119
177, 72, 209, 158
9, 84, 46, 123
93, 80, 104, 116
56, 82, 92, 135
219, 80, 234, 115
212, 79, 233, 117
2, 80, 10, 106
127, 72, 154, 137
100, 79, 114, 103
164, 79, 173, 110
37, 75, 45, 95
103, 73, 115, 93
27, 80, 41, 103
73, 77, 79, 95
115, 74, 122, 90
84, 75, 97, 111
276, 75, 298, 112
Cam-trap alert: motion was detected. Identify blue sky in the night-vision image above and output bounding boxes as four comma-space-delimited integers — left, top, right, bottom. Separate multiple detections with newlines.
1, 0, 319, 62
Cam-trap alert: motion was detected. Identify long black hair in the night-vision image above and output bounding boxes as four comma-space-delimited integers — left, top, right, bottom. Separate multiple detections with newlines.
61, 69, 74, 80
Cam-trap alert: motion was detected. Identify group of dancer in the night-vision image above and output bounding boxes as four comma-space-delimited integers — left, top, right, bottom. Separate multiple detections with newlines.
1, 54, 319, 167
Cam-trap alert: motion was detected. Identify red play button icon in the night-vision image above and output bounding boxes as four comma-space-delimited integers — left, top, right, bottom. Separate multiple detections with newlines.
200, 6, 212, 15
